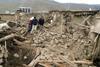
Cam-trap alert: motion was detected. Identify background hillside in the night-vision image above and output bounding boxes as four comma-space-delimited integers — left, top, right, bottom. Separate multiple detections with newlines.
0, 0, 100, 13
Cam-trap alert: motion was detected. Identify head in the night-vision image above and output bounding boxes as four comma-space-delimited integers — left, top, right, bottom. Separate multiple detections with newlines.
30, 17, 34, 20
34, 17, 36, 19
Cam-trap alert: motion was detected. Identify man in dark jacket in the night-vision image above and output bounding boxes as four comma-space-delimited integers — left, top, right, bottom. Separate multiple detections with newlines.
31, 17, 38, 33
38, 17, 44, 26
38, 17, 45, 30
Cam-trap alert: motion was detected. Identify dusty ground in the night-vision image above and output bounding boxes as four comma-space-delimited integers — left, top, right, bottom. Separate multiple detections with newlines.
0, 12, 97, 67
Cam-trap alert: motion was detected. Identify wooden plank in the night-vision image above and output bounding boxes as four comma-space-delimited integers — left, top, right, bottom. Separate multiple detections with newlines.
0, 34, 16, 42
92, 34, 100, 60
82, 16, 91, 25
81, 15, 91, 24
72, 60, 93, 65
28, 48, 41, 67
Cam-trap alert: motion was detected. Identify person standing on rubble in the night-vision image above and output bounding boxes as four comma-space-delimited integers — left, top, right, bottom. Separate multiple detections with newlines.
28, 17, 34, 32
38, 17, 45, 30
31, 17, 38, 33
23, 17, 34, 36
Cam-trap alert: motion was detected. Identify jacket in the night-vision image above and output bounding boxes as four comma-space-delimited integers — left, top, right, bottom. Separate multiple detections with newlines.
32, 19, 38, 25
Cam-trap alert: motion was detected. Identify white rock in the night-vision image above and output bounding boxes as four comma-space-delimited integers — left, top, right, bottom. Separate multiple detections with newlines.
62, 35, 66, 38
50, 40, 54, 44
24, 56, 27, 59
31, 44, 37, 46
34, 40, 39, 44
13, 53, 19, 58
0, 23, 10, 32
55, 39, 59, 44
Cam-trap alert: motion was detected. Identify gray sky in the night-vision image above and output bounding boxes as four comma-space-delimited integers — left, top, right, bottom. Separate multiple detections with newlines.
54, 0, 100, 4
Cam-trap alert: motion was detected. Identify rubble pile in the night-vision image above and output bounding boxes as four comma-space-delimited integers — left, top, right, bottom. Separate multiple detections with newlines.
0, 11, 98, 67
26, 18, 94, 67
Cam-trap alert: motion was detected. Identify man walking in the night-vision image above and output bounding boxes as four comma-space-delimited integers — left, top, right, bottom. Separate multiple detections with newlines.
31, 17, 38, 33
38, 17, 45, 30
23, 16, 34, 36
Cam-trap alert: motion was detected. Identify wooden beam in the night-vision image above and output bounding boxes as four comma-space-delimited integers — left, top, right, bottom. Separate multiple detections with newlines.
92, 34, 99, 55
92, 34, 100, 60
82, 16, 91, 26
0, 34, 16, 42
72, 60, 93, 65
28, 48, 41, 67
81, 15, 91, 24
0, 33, 26, 42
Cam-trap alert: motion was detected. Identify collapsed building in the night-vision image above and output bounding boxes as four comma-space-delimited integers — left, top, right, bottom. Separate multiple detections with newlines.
0, 10, 100, 67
